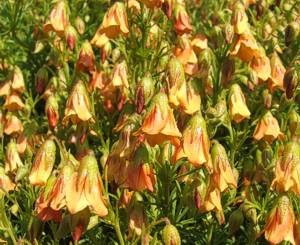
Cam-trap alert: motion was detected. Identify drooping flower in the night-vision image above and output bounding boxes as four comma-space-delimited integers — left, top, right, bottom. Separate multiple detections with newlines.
43, 0, 69, 36
231, 3, 249, 35
191, 34, 208, 54
271, 141, 300, 195
4, 113, 23, 135
230, 32, 260, 62
63, 80, 94, 125
228, 84, 251, 123
264, 195, 295, 245
29, 139, 56, 186
66, 153, 108, 217
182, 111, 210, 169
138, 92, 182, 146
91, 2, 129, 48
4, 92, 25, 111
111, 61, 129, 89
174, 3, 192, 35
253, 111, 283, 143
5, 140, 23, 173
268, 52, 286, 92
11, 66, 25, 94
76, 41, 95, 73
211, 141, 237, 192
126, 145, 156, 192
250, 54, 271, 82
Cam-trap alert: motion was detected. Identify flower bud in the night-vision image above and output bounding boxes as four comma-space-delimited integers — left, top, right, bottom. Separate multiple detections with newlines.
191, 34, 208, 54
5, 140, 23, 173
162, 224, 181, 245
231, 3, 249, 35
167, 56, 187, 107
11, 66, 25, 93
268, 52, 285, 92
75, 16, 85, 35
162, 0, 173, 18
63, 80, 93, 125
35, 67, 49, 94
253, 111, 283, 143
91, 2, 129, 48
43, 0, 69, 36
65, 25, 78, 50
241, 201, 257, 224
76, 41, 95, 73
228, 84, 251, 123
136, 74, 154, 114
29, 139, 56, 186
285, 21, 299, 47
289, 109, 300, 136
45, 95, 59, 128
221, 58, 235, 87
101, 41, 112, 63
228, 208, 244, 235
111, 61, 129, 88
284, 67, 299, 99
112, 48, 121, 63
262, 89, 272, 109
223, 23, 234, 44
174, 4, 192, 35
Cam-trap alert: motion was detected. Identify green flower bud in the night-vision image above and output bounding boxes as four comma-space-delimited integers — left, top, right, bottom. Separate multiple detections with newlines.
162, 224, 181, 245
228, 208, 244, 235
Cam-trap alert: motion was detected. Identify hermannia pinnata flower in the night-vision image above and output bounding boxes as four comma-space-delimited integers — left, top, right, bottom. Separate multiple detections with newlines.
5, 139, 23, 173
91, 2, 129, 48
65, 153, 108, 217
29, 139, 56, 186
63, 80, 94, 125
228, 84, 251, 123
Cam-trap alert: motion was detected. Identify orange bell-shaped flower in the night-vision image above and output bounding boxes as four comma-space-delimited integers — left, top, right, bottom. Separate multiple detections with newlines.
253, 111, 283, 143
126, 145, 156, 192
91, 2, 129, 48
250, 54, 271, 82
111, 61, 129, 89
4, 92, 25, 112
264, 195, 295, 245
66, 153, 108, 217
11, 66, 25, 94
271, 141, 300, 195
4, 113, 23, 135
182, 111, 210, 169
139, 92, 182, 146
43, 0, 69, 36
228, 84, 251, 123
29, 139, 56, 186
63, 80, 93, 125
5, 140, 23, 173
211, 141, 237, 192
230, 31, 260, 62
268, 52, 286, 92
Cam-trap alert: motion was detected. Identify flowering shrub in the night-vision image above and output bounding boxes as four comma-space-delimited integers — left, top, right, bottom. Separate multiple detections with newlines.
1, 0, 300, 244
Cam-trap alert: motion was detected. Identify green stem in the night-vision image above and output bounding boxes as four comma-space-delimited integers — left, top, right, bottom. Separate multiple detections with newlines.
114, 205, 125, 245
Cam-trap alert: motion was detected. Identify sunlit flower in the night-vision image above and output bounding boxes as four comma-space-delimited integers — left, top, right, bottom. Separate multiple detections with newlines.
253, 111, 283, 143
138, 92, 182, 146
174, 3, 192, 35
4, 92, 25, 111
211, 141, 237, 192
4, 113, 23, 135
91, 2, 129, 48
250, 54, 271, 82
43, 0, 69, 36
66, 153, 108, 216
76, 41, 95, 73
63, 80, 94, 125
268, 52, 286, 92
5, 140, 23, 173
0, 167, 15, 193
182, 111, 210, 169
29, 139, 56, 186
264, 195, 295, 245
228, 84, 251, 123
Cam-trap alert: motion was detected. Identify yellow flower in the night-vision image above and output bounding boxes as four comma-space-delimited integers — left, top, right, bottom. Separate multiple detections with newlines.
228, 84, 251, 123
253, 111, 283, 143
268, 52, 286, 92
91, 2, 129, 48
63, 80, 94, 125
5, 140, 23, 173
